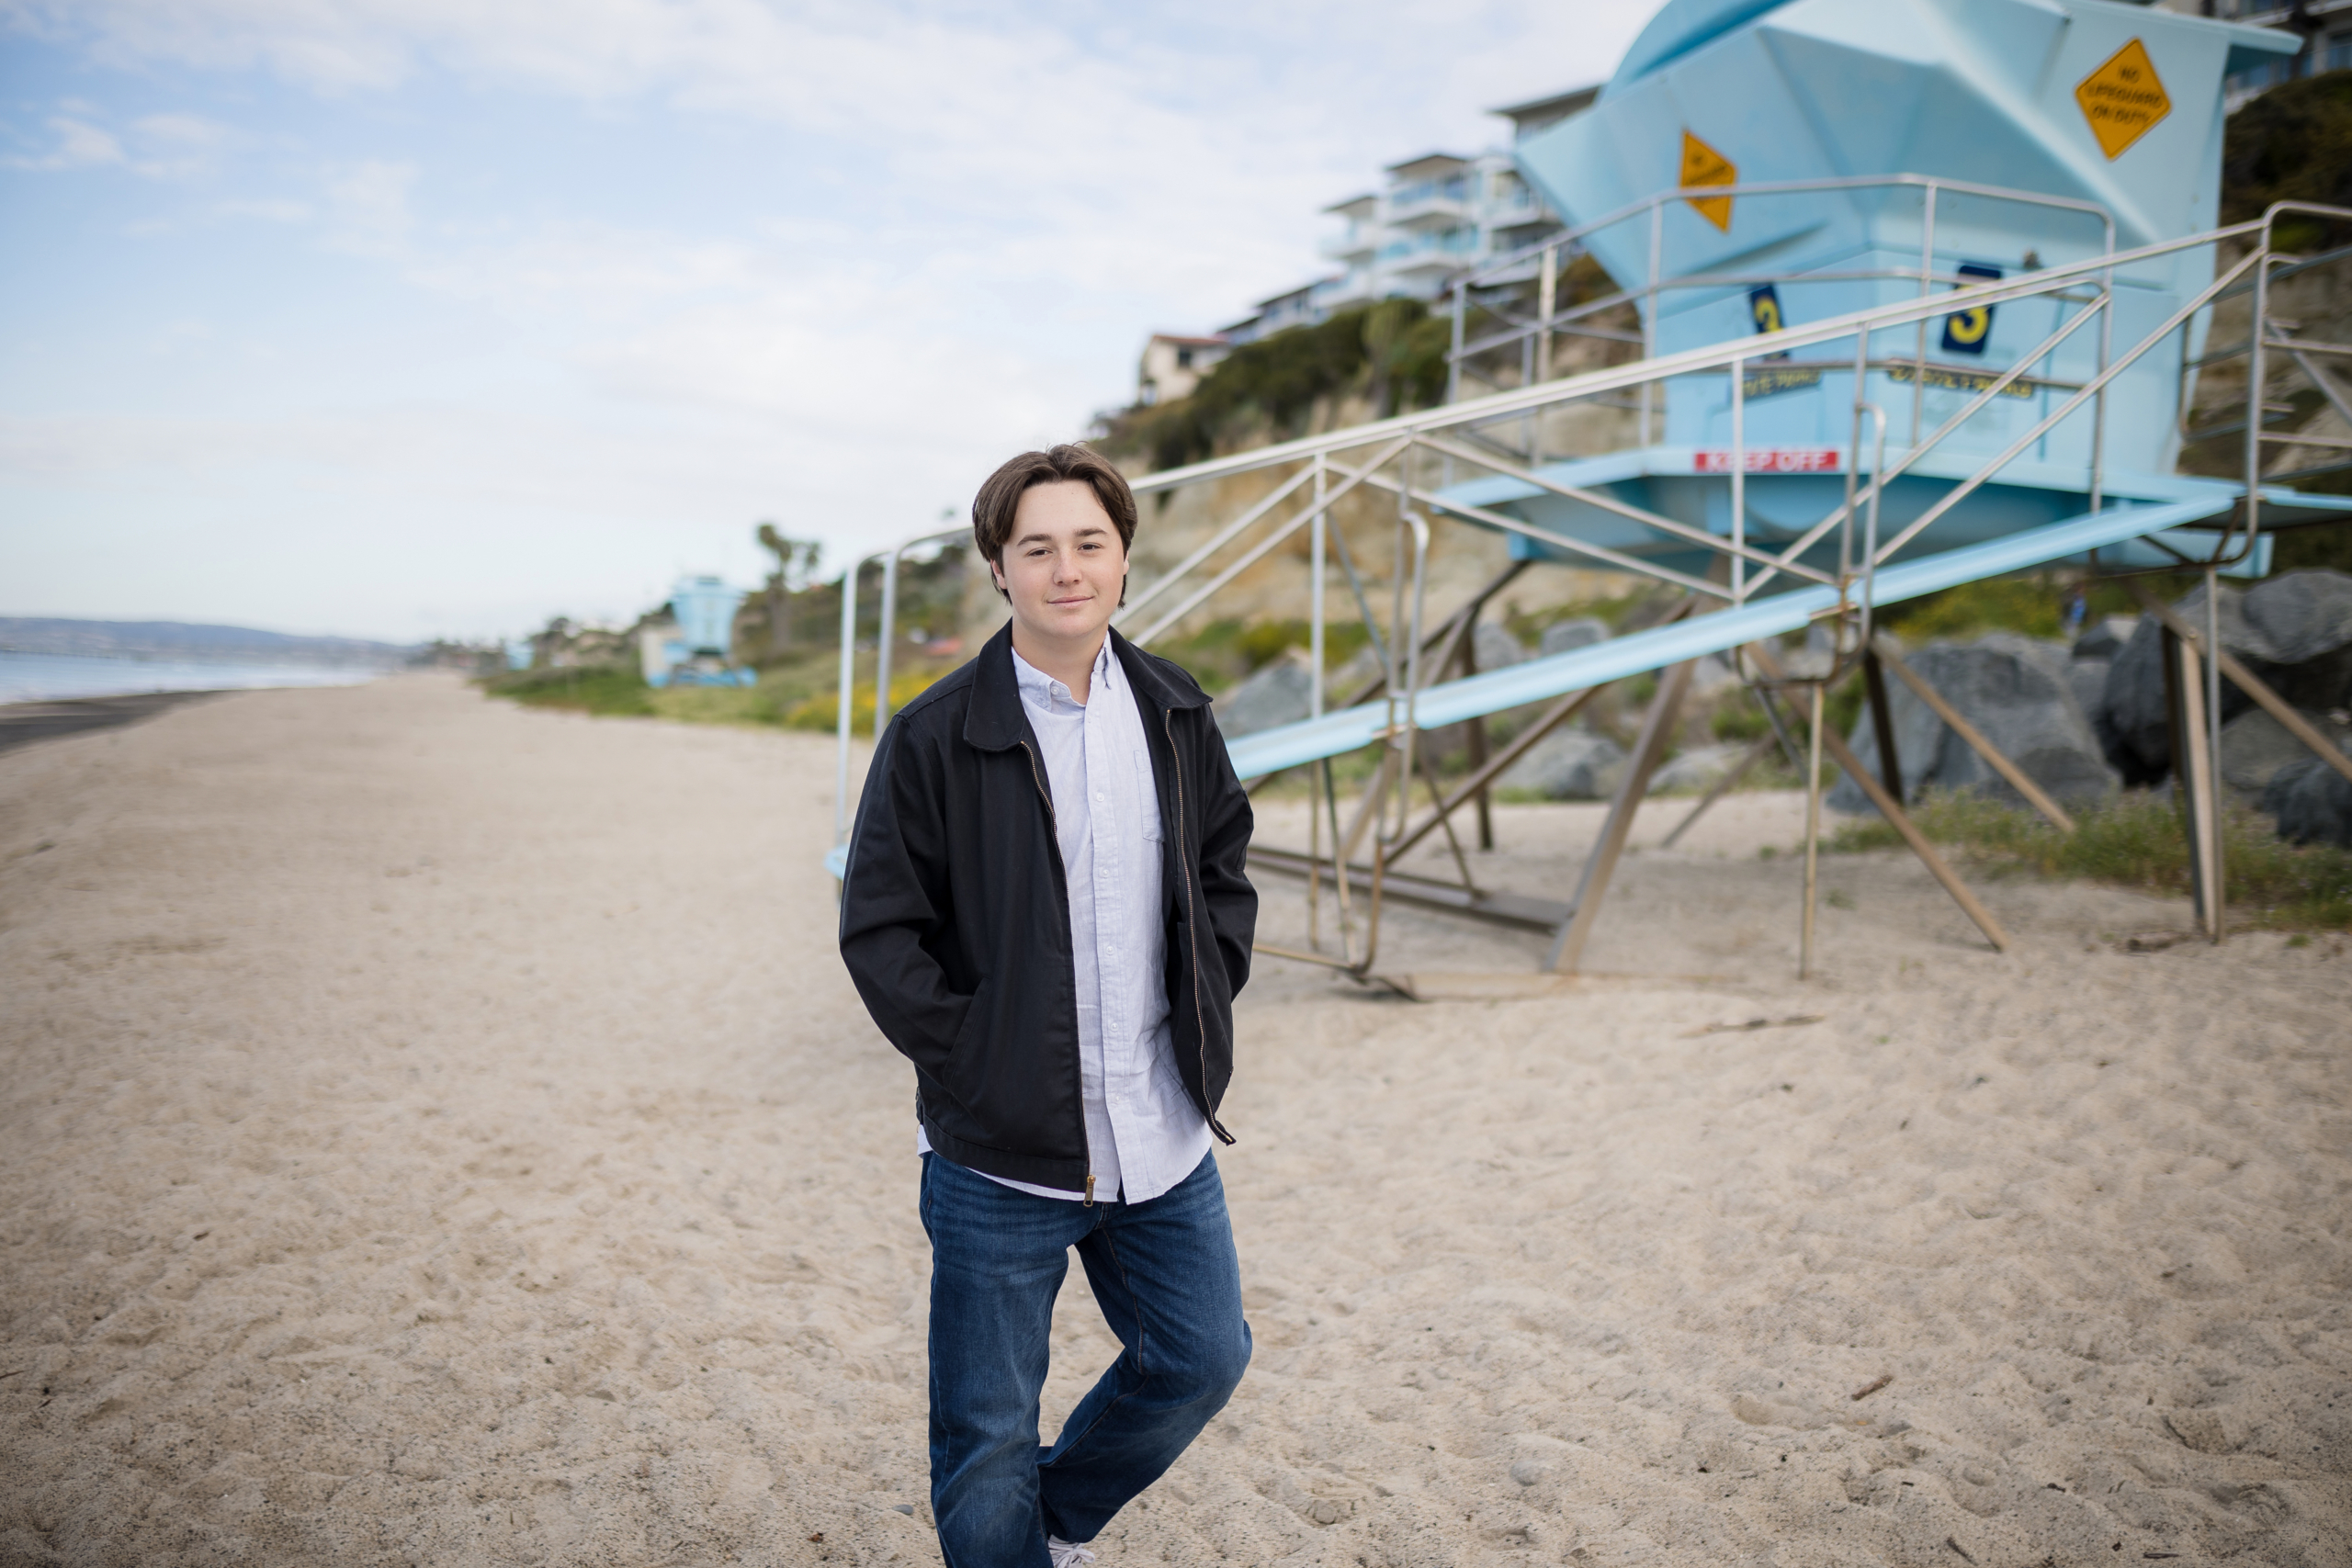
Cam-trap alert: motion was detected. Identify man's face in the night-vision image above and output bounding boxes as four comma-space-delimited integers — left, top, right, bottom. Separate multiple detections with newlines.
990, 480, 1128, 649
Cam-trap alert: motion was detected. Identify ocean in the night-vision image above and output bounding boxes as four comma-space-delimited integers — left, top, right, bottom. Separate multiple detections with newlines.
0, 651, 388, 705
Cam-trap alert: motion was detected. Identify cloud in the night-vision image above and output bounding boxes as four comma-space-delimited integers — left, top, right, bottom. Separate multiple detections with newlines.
218, 196, 313, 222
322, 158, 415, 254
6, 114, 128, 170
3, 103, 236, 177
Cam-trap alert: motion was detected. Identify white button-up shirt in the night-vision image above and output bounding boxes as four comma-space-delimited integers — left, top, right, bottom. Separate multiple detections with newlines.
917, 638, 1211, 1203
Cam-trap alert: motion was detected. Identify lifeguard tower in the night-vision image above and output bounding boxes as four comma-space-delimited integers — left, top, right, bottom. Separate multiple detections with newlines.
642, 576, 757, 689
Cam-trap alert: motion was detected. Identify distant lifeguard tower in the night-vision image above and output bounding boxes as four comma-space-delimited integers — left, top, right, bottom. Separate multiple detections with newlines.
640, 576, 757, 688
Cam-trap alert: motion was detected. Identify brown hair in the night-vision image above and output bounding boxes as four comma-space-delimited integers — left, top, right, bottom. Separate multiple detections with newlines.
971, 445, 1137, 599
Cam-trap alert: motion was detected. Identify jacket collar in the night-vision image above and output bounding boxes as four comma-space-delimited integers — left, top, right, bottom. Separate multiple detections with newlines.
1111, 626, 1211, 714
963, 622, 1207, 752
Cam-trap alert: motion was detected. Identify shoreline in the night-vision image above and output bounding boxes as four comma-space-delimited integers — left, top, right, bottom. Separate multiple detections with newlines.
0, 689, 231, 754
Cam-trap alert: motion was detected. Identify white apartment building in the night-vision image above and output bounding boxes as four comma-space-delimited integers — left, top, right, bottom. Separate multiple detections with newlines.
1136, 333, 1230, 406
2145, 0, 2352, 101
1219, 85, 1598, 344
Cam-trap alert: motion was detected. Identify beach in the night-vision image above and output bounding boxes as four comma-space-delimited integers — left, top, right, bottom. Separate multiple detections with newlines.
1, 673, 2346, 1567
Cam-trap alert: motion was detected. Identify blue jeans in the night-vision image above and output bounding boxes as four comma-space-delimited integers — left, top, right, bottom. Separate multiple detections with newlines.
919, 1150, 1250, 1568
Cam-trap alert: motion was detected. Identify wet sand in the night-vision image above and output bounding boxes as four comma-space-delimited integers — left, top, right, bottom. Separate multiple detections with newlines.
0, 692, 225, 755
2, 674, 2346, 1566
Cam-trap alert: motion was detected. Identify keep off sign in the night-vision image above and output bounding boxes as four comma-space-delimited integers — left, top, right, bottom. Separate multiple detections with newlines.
2075, 39, 2169, 160
1693, 449, 1840, 473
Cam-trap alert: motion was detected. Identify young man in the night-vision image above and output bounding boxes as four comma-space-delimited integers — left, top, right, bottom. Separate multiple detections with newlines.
838, 444, 1258, 1567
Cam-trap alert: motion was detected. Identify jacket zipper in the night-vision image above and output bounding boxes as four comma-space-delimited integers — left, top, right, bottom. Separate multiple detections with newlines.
1164, 709, 1235, 1145
1018, 736, 1095, 1204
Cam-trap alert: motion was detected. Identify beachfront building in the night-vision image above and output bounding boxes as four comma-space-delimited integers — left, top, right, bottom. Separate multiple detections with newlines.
1136, 333, 1231, 406
2146, 0, 2352, 105
1210, 87, 1596, 347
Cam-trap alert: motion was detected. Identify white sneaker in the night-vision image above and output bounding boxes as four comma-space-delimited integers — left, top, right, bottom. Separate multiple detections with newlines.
1046, 1537, 1097, 1567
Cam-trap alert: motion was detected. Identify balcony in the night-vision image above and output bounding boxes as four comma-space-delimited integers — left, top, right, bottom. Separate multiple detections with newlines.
1385, 192, 1474, 230
1319, 226, 1377, 262
1385, 175, 1475, 230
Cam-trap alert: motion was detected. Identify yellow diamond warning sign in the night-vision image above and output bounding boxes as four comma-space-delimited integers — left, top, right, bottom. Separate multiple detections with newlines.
1679, 130, 1736, 231
2075, 39, 2169, 160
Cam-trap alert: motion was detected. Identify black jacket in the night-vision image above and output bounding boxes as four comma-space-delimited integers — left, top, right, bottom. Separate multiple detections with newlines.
838, 624, 1257, 1192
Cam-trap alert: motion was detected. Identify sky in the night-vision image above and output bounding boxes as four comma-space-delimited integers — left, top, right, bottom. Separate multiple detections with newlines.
0, 0, 1667, 643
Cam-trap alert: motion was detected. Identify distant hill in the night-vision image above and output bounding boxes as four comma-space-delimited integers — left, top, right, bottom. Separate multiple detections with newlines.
0, 618, 416, 667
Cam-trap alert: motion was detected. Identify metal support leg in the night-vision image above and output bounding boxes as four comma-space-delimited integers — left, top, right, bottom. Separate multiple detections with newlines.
1802, 682, 1825, 979
1548, 660, 1695, 974
2165, 626, 2222, 942
1454, 623, 1496, 850
1863, 647, 1903, 803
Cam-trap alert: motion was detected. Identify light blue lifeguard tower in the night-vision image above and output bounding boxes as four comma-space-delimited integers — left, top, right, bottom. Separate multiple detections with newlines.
1442, 0, 2338, 585
643, 575, 757, 688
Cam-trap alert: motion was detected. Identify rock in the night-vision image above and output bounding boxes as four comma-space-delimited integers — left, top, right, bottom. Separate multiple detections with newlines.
1690, 653, 1740, 697
2071, 615, 2137, 661
1653, 743, 1744, 795
1539, 617, 1611, 658
2264, 754, 2352, 849
2067, 658, 2110, 736
2220, 706, 2350, 795
1214, 651, 1315, 739
1780, 620, 1840, 680
1328, 644, 1386, 703
1473, 622, 1526, 671
1499, 729, 1626, 799
2244, 566, 2352, 666
1831, 631, 2116, 813
2095, 571, 2352, 784
2096, 581, 2264, 784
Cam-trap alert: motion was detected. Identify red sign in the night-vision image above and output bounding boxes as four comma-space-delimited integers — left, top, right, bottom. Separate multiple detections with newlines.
1693, 448, 1841, 473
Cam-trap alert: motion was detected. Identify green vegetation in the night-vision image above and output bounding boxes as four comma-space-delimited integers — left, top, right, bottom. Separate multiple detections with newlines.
2222, 71, 2352, 247
483, 665, 658, 716
1147, 617, 1375, 695
483, 649, 964, 739
783, 670, 951, 735
1829, 790, 2352, 930
1100, 300, 1453, 473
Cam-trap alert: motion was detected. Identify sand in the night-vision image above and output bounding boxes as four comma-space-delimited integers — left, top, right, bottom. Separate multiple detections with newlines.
1, 674, 2346, 1567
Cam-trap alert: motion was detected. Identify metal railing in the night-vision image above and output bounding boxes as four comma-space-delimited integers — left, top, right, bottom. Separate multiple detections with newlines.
1440, 174, 2118, 456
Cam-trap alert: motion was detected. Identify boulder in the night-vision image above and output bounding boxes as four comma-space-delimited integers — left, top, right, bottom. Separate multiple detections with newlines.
2243, 568, 2352, 714
2245, 565, 2352, 666
1830, 631, 2117, 814
2071, 615, 2137, 661
1653, 743, 1745, 795
1540, 617, 1611, 658
2067, 658, 2111, 736
1499, 729, 1627, 800
2263, 755, 2352, 849
2096, 582, 2263, 784
1473, 622, 1527, 671
2095, 571, 2352, 784
2220, 707, 2352, 795
1327, 645, 1386, 704
1214, 650, 1315, 739
1690, 652, 1741, 697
